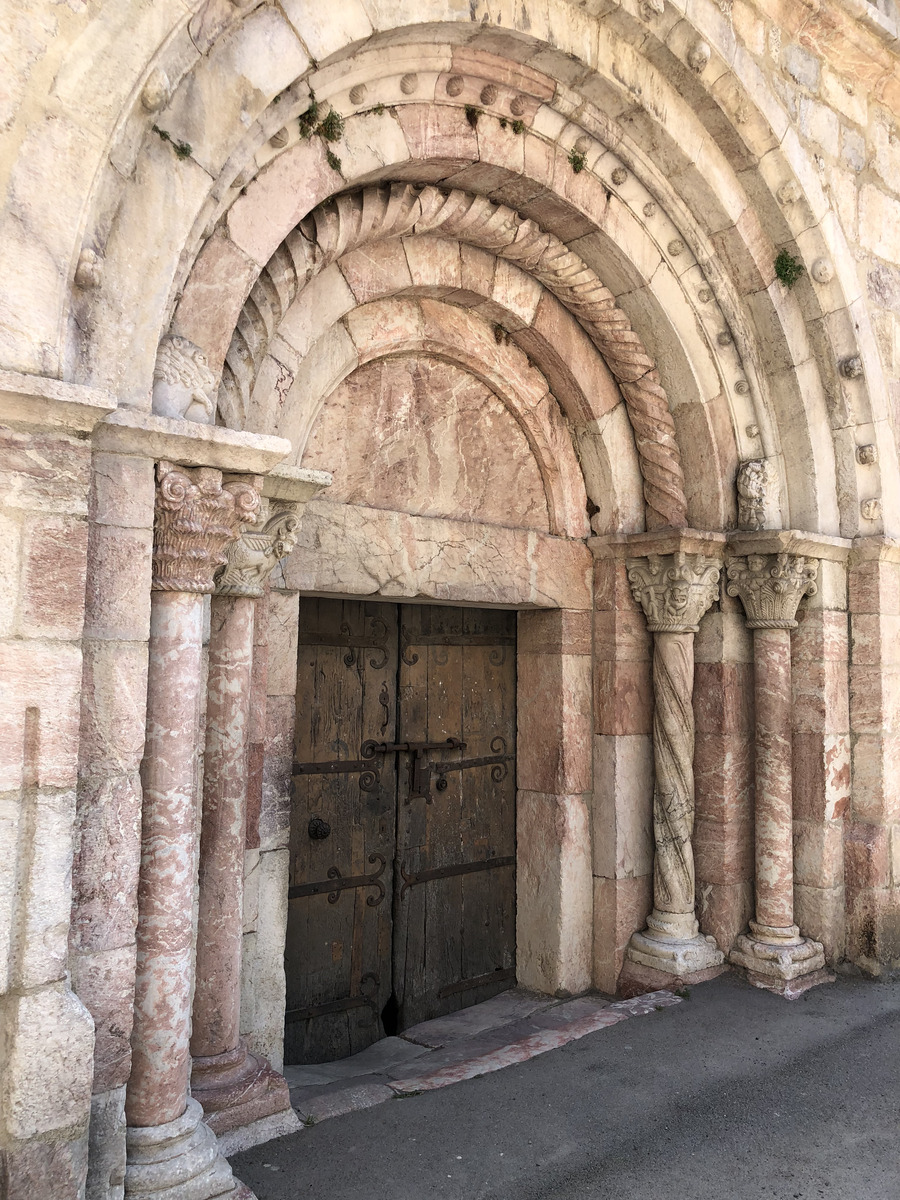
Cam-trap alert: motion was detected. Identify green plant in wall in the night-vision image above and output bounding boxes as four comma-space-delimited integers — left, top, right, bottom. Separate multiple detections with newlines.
465, 104, 481, 128
298, 92, 344, 174
774, 249, 805, 289
512, 119, 525, 135
568, 147, 587, 174
152, 124, 192, 159
317, 109, 345, 142
297, 97, 320, 138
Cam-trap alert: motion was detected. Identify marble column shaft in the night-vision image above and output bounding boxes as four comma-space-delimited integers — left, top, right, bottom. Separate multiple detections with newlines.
127, 589, 205, 1127
190, 497, 303, 1133
752, 626, 795, 931
192, 594, 256, 1059
125, 461, 258, 1200
624, 550, 724, 977
727, 550, 826, 989
649, 630, 699, 934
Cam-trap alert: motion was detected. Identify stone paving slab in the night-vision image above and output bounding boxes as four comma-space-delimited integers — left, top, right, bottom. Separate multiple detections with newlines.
294, 1082, 396, 1125
388, 1004, 633, 1096
285, 990, 680, 1125
400, 988, 558, 1048
380, 994, 614, 1078
283, 1036, 430, 1088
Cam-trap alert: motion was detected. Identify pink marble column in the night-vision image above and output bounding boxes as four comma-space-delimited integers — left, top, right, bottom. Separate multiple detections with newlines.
124, 462, 257, 1200
753, 627, 796, 931
622, 548, 726, 984
727, 550, 828, 995
190, 501, 303, 1134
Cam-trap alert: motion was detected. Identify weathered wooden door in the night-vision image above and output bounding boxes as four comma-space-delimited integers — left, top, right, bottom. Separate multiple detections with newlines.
285, 600, 516, 1064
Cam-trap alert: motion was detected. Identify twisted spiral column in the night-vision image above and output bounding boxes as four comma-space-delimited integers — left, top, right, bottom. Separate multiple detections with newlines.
624, 550, 725, 978
648, 631, 699, 935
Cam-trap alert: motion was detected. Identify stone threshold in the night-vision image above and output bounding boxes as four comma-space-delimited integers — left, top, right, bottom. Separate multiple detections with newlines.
280, 987, 682, 1127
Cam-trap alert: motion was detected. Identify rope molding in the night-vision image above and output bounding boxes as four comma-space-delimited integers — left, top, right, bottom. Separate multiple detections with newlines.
219, 183, 688, 529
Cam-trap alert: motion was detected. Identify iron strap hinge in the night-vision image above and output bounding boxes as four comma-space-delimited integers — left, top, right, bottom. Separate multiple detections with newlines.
399, 854, 515, 899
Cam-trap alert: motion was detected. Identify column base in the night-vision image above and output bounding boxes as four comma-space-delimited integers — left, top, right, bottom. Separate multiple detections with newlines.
729, 925, 830, 997
191, 1043, 292, 1137
617, 955, 728, 999
125, 1097, 255, 1200
626, 926, 725, 978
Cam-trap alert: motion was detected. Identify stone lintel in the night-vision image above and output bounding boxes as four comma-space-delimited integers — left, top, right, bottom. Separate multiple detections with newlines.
588, 528, 727, 560
848, 534, 900, 566
0, 369, 116, 432
93, 408, 291, 474
727, 528, 852, 563
262, 464, 333, 505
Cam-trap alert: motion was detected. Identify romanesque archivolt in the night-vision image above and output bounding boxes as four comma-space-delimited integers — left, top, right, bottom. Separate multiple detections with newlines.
219, 183, 688, 530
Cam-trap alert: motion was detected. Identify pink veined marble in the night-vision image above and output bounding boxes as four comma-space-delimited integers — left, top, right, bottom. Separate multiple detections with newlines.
753, 627, 795, 930
127, 591, 204, 1128
193, 595, 255, 1058
190, 591, 292, 1133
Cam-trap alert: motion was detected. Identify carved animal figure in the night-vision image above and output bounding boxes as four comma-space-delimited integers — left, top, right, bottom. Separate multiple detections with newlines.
152, 335, 217, 423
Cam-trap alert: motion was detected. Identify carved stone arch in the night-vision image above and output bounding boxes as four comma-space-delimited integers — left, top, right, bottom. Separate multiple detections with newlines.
243, 293, 593, 538
216, 183, 688, 532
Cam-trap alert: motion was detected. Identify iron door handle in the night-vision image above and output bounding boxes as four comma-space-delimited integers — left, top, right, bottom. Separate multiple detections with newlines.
308, 816, 332, 840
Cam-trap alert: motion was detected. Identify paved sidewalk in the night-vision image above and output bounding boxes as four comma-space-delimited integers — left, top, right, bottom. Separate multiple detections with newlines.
231, 972, 900, 1200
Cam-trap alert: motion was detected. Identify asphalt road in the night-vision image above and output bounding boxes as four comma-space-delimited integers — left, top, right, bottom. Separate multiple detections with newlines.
231, 972, 900, 1200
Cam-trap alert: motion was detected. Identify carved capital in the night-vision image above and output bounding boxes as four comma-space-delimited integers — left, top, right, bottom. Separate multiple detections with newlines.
152, 335, 217, 424
152, 462, 260, 593
626, 552, 721, 633
726, 552, 818, 629
214, 501, 302, 598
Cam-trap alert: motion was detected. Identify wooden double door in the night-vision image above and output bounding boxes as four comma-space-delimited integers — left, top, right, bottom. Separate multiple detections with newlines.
284, 600, 517, 1064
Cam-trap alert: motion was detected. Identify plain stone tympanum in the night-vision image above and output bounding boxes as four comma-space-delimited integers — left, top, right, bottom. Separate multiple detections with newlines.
2, 0, 900, 1195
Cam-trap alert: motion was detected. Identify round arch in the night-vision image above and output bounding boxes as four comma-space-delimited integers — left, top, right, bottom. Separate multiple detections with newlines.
28, 11, 888, 536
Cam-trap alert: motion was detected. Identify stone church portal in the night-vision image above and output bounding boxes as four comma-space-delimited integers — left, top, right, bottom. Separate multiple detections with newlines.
2, 1, 900, 1197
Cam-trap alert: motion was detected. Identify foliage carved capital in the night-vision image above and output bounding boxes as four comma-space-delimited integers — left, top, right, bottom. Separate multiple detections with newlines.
726, 552, 818, 629
626, 552, 721, 633
152, 462, 260, 593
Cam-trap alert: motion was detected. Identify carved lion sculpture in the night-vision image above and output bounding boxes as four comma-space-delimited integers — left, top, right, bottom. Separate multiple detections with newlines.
152, 335, 217, 424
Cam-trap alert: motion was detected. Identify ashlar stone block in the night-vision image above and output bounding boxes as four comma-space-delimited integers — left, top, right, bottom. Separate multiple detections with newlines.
0, 986, 94, 1140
